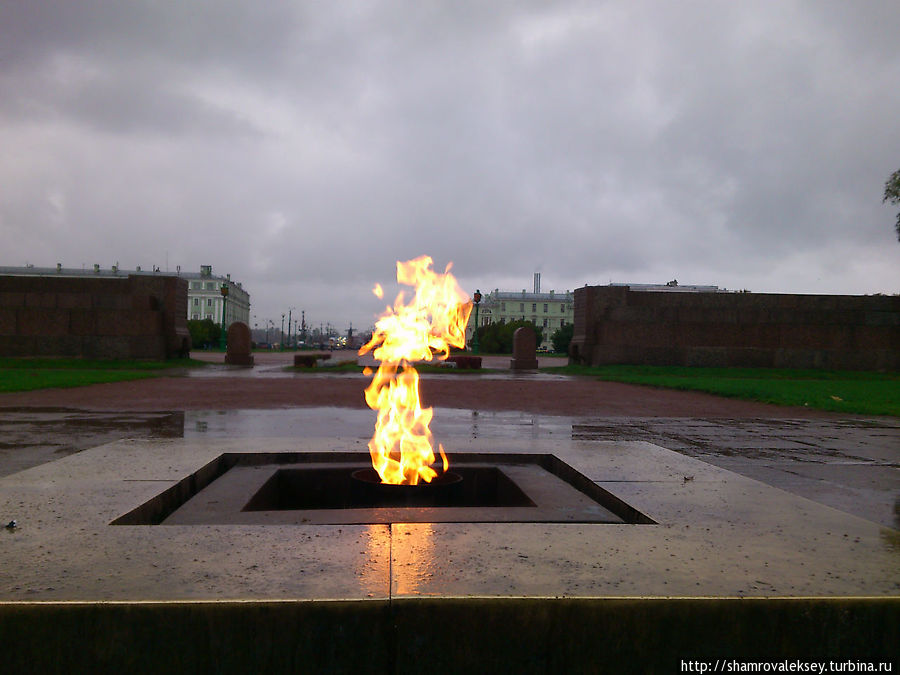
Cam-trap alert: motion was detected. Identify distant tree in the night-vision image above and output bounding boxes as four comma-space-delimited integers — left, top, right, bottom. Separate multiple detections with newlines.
187, 320, 204, 347
550, 322, 574, 354
475, 321, 504, 353
475, 320, 544, 354
884, 168, 900, 241
188, 318, 220, 349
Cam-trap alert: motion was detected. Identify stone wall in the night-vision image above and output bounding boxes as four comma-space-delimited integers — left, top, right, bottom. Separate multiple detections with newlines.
0, 274, 191, 359
570, 286, 900, 371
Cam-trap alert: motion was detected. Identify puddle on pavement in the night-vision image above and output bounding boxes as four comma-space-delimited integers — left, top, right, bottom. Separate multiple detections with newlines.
181, 367, 572, 382
181, 408, 574, 442
0, 407, 573, 478
185, 351, 573, 381
0, 409, 183, 477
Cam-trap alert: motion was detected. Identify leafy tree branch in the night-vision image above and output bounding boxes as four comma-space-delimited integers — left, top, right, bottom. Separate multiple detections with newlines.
884, 168, 900, 242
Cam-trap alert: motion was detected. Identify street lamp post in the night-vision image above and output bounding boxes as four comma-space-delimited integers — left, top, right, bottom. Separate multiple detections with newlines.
280, 314, 285, 351
287, 308, 293, 350
472, 289, 482, 354
219, 283, 229, 350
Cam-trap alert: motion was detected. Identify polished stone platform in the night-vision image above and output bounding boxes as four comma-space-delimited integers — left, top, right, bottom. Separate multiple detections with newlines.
1, 434, 897, 600
1, 435, 897, 672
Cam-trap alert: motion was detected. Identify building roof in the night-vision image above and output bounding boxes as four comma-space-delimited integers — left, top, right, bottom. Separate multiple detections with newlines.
0, 264, 245, 290
487, 290, 573, 302
607, 282, 727, 293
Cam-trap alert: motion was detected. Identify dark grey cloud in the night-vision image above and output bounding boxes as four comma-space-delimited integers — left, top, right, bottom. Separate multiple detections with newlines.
1, 1, 897, 329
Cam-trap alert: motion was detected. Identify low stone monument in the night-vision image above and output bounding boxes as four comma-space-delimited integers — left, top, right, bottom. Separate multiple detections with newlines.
510, 326, 539, 370
293, 352, 331, 368
447, 355, 482, 369
224, 321, 254, 366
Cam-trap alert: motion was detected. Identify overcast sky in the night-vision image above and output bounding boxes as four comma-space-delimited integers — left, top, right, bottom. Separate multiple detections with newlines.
2, 1, 898, 332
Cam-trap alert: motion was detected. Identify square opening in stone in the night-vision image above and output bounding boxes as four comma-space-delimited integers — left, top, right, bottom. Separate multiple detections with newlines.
111, 452, 656, 526
243, 466, 536, 511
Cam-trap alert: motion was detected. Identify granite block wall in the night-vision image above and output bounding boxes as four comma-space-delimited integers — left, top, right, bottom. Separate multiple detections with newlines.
0, 274, 191, 359
570, 286, 899, 371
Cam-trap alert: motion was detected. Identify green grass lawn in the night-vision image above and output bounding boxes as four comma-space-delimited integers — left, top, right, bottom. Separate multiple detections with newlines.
0, 357, 205, 393
543, 364, 900, 416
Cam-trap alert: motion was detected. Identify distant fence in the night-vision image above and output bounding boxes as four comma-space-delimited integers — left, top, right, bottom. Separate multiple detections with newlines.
570, 286, 900, 371
0, 274, 190, 359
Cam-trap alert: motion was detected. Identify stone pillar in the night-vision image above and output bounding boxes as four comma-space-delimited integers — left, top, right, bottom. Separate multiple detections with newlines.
510, 326, 539, 370
224, 321, 254, 366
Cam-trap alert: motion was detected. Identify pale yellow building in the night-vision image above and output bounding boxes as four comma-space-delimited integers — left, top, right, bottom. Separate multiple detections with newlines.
467, 274, 573, 350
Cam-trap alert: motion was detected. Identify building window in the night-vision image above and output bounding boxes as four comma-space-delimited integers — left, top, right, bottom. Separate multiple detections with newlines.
192, 313, 199, 320
543, 304, 548, 313
531, 303, 536, 312
501, 302, 505, 311
205, 314, 212, 320
542, 319, 548, 327
193, 298, 199, 306
191, 282, 201, 290
519, 303, 524, 312
206, 282, 215, 290
207, 298, 213, 307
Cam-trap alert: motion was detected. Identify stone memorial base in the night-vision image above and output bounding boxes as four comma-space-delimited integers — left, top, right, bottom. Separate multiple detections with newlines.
224, 353, 254, 365
1, 434, 896, 671
293, 353, 331, 367
447, 355, 482, 369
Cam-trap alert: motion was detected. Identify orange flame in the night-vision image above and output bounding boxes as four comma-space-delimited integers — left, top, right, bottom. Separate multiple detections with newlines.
359, 256, 472, 484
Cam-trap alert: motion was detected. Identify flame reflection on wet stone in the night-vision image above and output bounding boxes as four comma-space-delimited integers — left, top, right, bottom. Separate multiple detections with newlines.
357, 523, 438, 597
392, 523, 436, 596
356, 524, 392, 597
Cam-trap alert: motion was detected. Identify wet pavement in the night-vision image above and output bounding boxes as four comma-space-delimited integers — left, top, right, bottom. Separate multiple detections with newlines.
0, 409, 183, 477
184, 351, 574, 381
1, 406, 897, 530
571, 416, 900, 531
2, 434, 897, 602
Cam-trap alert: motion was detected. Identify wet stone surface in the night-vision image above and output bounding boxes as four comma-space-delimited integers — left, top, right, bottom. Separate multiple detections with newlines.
3, 436, 895, 601
0, 409, 183, 477
0, 408, 897, 530
572, 416, 900, 530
